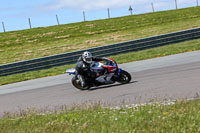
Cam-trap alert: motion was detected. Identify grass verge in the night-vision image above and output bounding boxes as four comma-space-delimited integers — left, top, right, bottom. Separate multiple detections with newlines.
0, 38, 200, 86
0, 99, 200, 133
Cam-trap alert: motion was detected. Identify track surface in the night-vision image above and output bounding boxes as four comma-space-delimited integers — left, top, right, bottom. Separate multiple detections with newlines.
0, 51, 200, 117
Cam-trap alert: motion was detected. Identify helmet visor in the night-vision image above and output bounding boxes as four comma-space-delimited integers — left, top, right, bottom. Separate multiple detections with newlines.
86, 57, 92, 62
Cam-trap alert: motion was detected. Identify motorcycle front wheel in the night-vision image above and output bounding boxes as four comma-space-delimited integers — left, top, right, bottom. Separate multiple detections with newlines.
72, 76, 90, 90
117, 70, 132, 84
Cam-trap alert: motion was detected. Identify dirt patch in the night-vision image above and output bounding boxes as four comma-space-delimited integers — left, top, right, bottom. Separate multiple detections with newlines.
25, 53, 32, 56
14, 52, 22, 56
27, 39, 38, 43
39, 47, 51, 51
42, 51, 52, 56
15, 40, 20, 42
26, 51, 33, 53
43, 32, 57, 36
84, 39, 103, 46
55, 35, 70, 39
14, 58, 21, 62
85, 24, 96, 28
32, 32, 57, 38
109, 34, 132, 41
86, 32, 96, 35
66, 26, 80, 30
85, 40, 97, 43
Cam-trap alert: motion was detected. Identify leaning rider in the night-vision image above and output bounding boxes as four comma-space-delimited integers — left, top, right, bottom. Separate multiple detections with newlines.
75, 51, 114, 87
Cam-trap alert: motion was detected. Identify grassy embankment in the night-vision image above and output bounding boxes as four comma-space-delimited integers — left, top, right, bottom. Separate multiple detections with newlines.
1, 7, 200, 85
0, 99, 200, 132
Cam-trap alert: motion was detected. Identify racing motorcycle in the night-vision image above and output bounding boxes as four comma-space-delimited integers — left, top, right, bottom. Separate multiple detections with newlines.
66, 59, 132, 90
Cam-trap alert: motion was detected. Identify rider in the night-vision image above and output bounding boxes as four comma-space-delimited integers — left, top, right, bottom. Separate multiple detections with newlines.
75, 51, 115, 87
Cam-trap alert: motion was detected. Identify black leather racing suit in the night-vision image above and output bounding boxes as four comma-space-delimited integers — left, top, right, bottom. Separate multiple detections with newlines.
75, 56, 112, 87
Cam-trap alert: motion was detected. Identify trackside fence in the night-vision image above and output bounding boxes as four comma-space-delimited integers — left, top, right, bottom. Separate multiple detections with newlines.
1, 27, 200, 77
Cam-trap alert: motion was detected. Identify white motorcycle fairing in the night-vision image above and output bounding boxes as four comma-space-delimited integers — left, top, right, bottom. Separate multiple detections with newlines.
90, 62, 104, 73
66, 68, 76, 75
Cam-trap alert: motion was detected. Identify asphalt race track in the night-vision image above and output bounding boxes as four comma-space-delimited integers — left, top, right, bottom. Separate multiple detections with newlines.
0, 51, 200, 117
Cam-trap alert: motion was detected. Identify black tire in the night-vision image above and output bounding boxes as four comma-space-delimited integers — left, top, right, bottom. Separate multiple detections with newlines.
117, 70, 132, 84
72, 76, 90, 90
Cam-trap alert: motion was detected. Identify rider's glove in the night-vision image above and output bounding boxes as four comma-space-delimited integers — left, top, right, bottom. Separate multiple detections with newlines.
96, 73, 100, 77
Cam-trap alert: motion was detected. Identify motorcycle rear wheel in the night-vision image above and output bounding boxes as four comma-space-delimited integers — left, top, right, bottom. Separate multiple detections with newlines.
72, 76, 90, 90
117, 70, 132, 84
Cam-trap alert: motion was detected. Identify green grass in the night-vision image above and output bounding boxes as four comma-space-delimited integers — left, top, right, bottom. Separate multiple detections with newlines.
1, 7, 200, 65
1, 38, 200, 86
1, 99, 200, 133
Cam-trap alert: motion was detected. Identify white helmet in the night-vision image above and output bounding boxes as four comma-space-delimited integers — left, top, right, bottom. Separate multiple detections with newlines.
82, 51, 93, 64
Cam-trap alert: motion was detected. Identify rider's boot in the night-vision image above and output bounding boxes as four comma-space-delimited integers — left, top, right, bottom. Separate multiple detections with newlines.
77, 75, 87, 88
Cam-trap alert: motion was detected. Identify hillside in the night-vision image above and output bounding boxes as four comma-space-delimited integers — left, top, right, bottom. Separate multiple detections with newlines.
0, 7, 200, 65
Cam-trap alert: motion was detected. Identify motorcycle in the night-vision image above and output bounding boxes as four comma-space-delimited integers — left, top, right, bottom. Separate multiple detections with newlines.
66, 59, 132, 90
